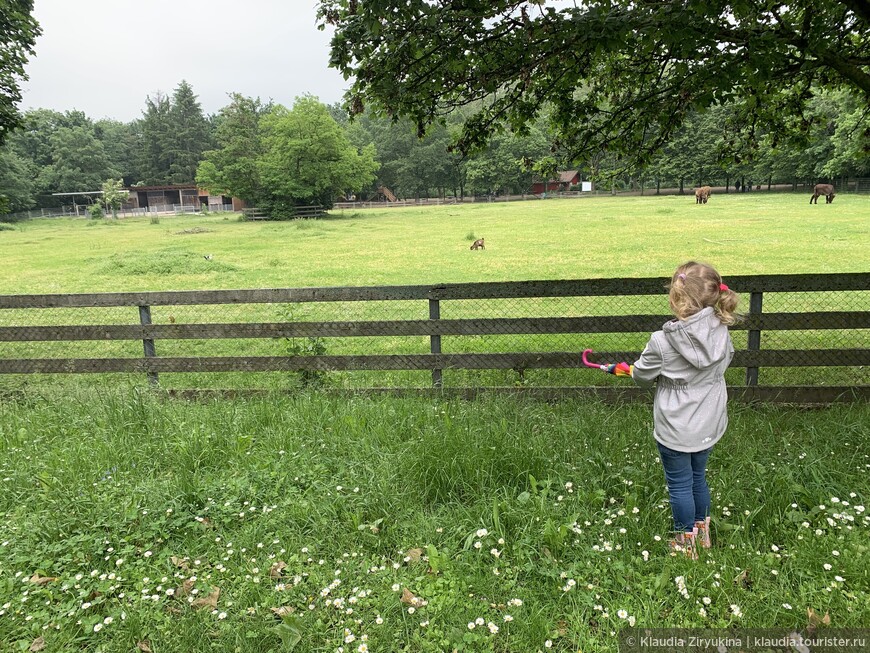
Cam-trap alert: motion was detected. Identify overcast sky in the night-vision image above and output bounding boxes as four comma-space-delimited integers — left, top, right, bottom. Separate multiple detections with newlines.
20, 0, 350, 123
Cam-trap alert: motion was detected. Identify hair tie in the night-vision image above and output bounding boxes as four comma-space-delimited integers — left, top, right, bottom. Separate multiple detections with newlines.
677, 273, 686, 280
719, 283, 729, 292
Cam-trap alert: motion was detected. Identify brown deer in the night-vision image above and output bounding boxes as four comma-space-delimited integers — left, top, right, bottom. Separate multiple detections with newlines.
694, 186, 712, 204
810, 184, 835, 204
470, 238, 485, 250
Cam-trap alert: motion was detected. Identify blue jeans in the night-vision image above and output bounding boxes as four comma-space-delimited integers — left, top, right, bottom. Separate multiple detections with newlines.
656, 442, 712, 533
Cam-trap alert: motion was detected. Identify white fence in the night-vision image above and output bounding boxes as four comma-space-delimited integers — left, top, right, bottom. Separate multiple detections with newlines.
0, 204, 238, 221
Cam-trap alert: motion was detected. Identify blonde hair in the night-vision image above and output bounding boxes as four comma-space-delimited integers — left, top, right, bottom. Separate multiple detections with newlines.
668, 261, 740, 325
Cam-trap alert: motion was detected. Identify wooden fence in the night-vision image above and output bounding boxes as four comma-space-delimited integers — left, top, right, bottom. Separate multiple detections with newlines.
0, 273, 868, 403
242, 206, 326, 220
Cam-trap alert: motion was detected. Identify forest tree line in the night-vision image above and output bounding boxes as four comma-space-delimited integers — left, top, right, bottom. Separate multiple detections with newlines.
0, 80, 867, 216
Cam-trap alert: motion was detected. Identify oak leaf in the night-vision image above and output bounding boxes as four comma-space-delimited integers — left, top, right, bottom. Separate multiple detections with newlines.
400, 587, 423, 607
170, 556, 190, 571
175, 578, 195, 598
807, 607, 831, 635
270, 561, 287, 579
191, 587, 220, 610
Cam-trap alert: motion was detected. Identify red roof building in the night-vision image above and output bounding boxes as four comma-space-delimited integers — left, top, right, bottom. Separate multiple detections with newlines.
531, 170, 581, 194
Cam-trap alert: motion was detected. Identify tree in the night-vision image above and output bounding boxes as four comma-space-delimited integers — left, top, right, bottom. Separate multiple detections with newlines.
43, 125, 120, 193
7, 109, 71, 170
318, 0, 870, 168
197, 94, 271, 204
101, 178, 127, 218
465, 122, 550, 195
94, 119, 142, 186
0, 147, 35, 213
166, 80, 212, 184
0, 1, 40, 145
818, 90, 870, 178
258, 96, 379, 212
137, 92, 173, 184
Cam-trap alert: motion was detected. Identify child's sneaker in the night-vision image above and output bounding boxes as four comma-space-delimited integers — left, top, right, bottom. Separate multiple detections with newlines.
668, 528, 699, 560
694, 517, 712, 549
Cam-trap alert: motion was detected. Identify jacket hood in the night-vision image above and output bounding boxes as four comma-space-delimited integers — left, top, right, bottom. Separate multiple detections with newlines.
662, 307, 730, 369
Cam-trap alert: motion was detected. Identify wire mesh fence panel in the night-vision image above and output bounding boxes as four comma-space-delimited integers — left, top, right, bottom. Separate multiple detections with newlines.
0, 275, 866, 393
744, 290, 869, 386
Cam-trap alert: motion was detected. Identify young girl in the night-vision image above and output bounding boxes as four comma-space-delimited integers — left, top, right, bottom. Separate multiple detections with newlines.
631, 261, 739, 558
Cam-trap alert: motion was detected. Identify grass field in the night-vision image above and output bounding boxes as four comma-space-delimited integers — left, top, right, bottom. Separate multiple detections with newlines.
1, 192, 867, 390
1, 192, 868, 293
0, 391, 868, 652
0, 194, 868, 651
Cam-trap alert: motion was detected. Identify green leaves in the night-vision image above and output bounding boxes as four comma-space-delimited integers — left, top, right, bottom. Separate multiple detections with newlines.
317, 0, 870, 168
0, 0, 40, 145
270, 615, 303, 650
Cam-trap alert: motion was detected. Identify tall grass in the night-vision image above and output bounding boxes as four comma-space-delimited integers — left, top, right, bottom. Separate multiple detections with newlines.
1, 390, 867, 652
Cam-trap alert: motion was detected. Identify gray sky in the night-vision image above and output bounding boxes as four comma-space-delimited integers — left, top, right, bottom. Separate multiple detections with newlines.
21, 0, 350, 122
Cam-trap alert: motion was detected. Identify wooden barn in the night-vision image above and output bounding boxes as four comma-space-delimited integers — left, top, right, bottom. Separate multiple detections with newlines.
531, 170, 581, 194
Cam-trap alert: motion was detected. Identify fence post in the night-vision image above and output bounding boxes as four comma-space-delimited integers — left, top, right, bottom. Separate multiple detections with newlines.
138, 305, 159, 385
745, 291, 763, 386
429, 299, 442, 388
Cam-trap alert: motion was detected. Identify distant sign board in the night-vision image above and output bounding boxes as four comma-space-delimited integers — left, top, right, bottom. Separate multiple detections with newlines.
581, 181, 592, 192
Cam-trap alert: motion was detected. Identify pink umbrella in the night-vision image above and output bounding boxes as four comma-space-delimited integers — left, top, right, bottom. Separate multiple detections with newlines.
582, 349, 633, 377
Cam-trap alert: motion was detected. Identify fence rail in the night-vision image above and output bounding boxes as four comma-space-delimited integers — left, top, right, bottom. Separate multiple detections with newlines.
242, 206, 326, 220
0, 273, 867, 401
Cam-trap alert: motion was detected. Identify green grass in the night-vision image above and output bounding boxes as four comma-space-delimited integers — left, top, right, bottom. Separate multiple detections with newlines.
0, 197, 867, 651
0, 194, 867, 390
0, 390, 868, 652
1, 193, 868, 293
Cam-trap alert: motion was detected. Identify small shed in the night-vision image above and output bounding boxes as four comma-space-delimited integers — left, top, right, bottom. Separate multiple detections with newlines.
531, 170, 581, 194
124, 185, 245, 212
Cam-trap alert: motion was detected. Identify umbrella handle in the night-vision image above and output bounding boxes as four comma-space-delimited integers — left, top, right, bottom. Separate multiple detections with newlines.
581, 349, 608, 370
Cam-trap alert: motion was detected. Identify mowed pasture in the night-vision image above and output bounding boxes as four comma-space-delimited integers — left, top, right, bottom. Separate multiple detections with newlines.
1, 192, 868, 294
0, 193, 869, 652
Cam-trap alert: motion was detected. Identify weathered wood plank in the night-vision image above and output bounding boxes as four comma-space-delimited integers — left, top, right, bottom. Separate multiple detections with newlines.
724, 273, 870, 294
732, 349, 870, 367
1, 273, 866, 308
0, 316, 671, 341
742, 312, 870, 331
1, 311, 865, 342
2, 349, 867, 374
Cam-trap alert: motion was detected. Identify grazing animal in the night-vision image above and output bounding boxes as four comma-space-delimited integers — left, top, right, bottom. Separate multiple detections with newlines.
810, 184, 835, 204
470, 238, 485, 250
694, 186, 712, 204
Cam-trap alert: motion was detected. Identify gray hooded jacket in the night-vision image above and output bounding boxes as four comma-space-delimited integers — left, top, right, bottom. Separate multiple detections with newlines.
632, 307, 735, 452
